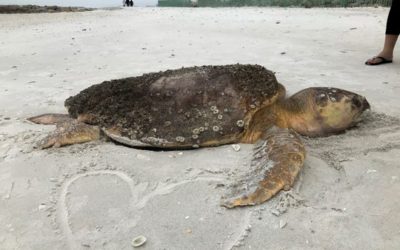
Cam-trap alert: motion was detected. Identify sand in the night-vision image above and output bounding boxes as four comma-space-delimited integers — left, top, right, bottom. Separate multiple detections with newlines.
0, 7, 399, 250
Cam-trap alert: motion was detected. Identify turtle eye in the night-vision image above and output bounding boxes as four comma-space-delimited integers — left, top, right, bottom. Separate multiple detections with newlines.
352, 98, 362, 108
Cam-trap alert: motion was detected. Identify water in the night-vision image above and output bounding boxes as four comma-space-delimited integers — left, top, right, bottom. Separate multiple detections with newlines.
0, 0, 158, 8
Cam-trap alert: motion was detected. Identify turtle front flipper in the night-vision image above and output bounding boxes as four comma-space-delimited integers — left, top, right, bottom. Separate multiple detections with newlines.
37, 121, 100, 149
28, 113, 72, 125
221, 127, 305, 208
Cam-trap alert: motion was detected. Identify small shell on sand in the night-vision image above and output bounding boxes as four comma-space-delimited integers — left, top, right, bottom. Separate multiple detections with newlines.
231, 144, 241, 152
131, 235, 147, 248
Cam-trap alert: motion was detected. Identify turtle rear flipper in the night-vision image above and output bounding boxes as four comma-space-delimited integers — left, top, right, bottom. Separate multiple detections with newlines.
221, 127, 305, 208
37, 121, 100, 149
28, 113, 72, 125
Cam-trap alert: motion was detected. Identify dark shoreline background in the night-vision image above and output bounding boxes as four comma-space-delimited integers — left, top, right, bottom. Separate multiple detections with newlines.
158, 0, 392, 7
0, 5, 93, 14
0, 0, 392, 11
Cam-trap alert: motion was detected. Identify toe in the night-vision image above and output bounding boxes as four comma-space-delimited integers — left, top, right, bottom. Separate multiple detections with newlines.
365, 57, 380, 65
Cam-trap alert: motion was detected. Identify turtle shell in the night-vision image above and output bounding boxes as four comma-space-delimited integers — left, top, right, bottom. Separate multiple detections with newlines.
65, 64, 280, 148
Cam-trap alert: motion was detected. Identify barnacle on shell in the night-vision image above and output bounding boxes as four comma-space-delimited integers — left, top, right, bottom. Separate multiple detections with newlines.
236, 120, 244, 127
175, 136, 185, 142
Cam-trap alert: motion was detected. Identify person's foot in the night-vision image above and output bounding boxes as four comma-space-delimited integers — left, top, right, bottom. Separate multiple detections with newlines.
365, 54, 393, 66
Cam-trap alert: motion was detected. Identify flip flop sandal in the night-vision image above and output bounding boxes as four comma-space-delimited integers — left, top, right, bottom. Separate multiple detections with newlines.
365, 56, 393, 66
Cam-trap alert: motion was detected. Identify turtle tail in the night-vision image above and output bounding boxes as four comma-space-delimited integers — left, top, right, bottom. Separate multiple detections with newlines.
221, 126, 305, 208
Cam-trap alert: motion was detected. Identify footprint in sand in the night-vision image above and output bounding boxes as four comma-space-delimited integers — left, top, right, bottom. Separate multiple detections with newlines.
0, 115, 12, 126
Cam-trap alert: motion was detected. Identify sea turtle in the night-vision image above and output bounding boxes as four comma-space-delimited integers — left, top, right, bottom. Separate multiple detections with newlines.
28, 64, 370, 208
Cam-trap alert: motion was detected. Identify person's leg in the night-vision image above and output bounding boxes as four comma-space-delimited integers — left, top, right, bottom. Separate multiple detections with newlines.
366, 1, 399, 65
386, 0, 400, 36
366, 35, 398, 64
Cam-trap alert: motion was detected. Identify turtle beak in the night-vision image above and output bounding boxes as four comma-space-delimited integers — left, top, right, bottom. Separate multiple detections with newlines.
352, 96, 370, 112
362, 97, 370, 111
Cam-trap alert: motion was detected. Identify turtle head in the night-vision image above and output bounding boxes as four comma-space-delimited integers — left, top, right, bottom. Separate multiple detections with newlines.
284, 87, 370, 137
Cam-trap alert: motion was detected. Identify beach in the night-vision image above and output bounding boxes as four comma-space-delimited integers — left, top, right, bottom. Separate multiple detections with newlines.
0, 7, 399, 249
